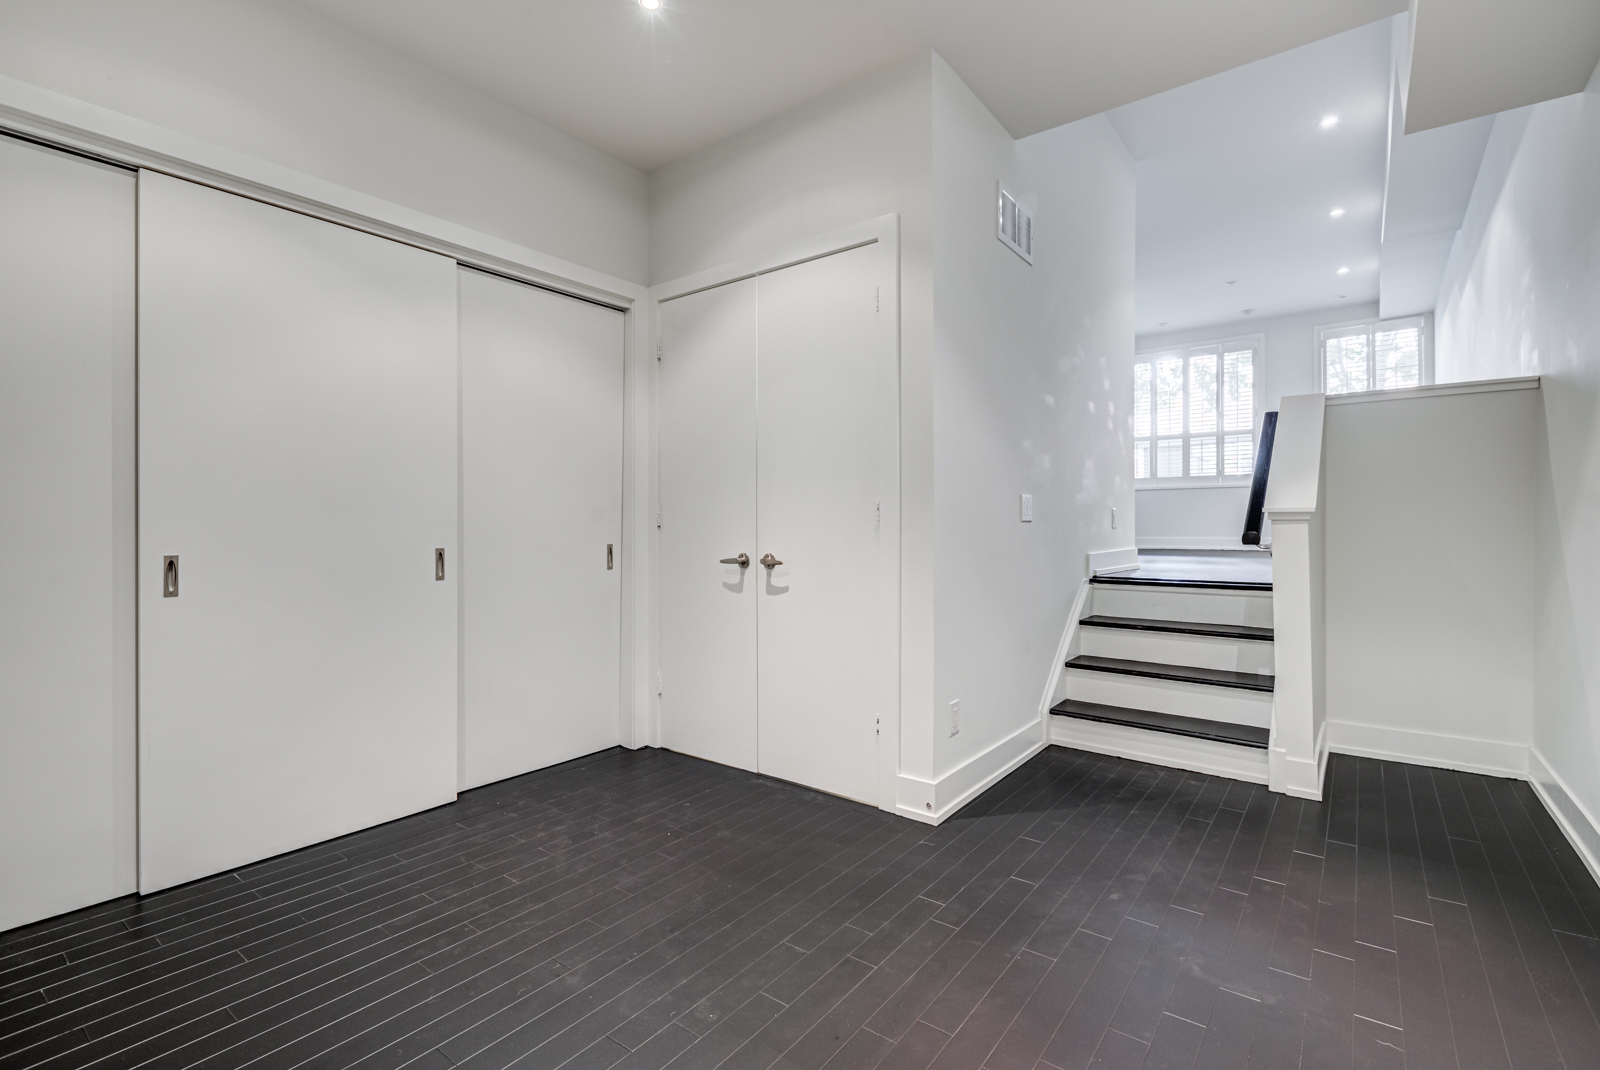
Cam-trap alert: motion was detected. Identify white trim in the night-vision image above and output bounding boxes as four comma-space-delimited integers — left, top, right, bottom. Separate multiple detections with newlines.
1038, 580, 1092, 734
0, 73, 643, 310
1135, 479, 1254, 491
1324, 375, 1540, 406
1327, 721, 1528, 778
1088, 547, 1138, 577
652, 218, 893, 302
1528, 748, 1600, 889
646, 215, 902, 815
895, 720, 1046, 824
1049, 716, 1269, 785
1134, 536, 1248, 551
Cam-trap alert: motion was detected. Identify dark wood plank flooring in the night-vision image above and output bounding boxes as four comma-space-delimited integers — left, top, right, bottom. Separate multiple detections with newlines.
3, 748, 1599, 1070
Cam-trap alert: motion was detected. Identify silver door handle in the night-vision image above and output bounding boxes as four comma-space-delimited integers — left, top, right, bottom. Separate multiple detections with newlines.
163, 555, 179, 597
760, 553, 782, 570
719, 553, 750, 569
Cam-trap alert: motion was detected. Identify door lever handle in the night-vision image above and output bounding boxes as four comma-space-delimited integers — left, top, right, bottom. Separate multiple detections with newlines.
760, 553, 782, 570
719, 553, 750, 569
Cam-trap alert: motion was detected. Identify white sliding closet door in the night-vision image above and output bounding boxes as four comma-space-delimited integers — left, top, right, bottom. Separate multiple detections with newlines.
138, 172, 459, 893
459, 269, 625, 789
0, 137, 136, 930
659, 279, 759, 773
756, 245, 882, 804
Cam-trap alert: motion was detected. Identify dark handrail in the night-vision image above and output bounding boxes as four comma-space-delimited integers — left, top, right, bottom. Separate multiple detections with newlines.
1241, 411, 1278, 545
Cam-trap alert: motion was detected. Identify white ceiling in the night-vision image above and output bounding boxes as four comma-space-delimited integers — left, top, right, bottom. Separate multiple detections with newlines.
291, 0, 1404, 173
1406, 0, 1600, 133
1109, 19, 1393, 337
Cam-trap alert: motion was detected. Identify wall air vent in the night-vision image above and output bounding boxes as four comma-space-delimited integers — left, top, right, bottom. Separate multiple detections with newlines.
997, 183, 1034, 264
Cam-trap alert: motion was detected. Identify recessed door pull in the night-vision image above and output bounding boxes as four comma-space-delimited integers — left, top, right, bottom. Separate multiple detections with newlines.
163, 555, 179, 598
719, 553, 750, 569
607, 544, 614, 570
760, 553, 782, 570
435, 548, 446, 581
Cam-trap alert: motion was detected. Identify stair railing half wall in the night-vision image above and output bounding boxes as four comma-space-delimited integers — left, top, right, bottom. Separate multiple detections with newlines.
1242, 411, 1278, 545
1262, 394, 1329, 800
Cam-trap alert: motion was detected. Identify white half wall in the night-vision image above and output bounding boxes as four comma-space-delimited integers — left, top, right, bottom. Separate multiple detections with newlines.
1322, 382, 1541, 779
0, 0, 648, 283
1435, 73, 1600, 881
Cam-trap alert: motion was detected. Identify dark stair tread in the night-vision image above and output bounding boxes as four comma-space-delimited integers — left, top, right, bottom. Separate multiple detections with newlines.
1050, 698, 1269, 749
1079, 615, 1274, 642
1090, 574, 1271, 592
1064, 655, 1275, 692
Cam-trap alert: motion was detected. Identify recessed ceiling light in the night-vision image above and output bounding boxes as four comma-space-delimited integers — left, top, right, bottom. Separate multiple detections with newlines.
1339, 294, 1348, 299
1225, 280, 1237, 286
1320, 115, 1339, 129
1329, 207, 1345, 218
1336, 266, 1350, 275
1241, 309, 1254, 315
640, 0, 661, 8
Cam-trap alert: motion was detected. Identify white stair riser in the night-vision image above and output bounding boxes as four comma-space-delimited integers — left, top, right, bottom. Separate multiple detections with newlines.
1063, 669, 1273, 728
1090, 585, 1273, 629
1078, 627, 1275, 675
1050, 715, 1268, 785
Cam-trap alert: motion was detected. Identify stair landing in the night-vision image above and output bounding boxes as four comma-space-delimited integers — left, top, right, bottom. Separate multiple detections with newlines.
1093, 549, 1272, 590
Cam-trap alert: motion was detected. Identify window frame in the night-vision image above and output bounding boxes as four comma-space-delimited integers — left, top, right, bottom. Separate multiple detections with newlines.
1133, 333, 1265, 490
1313, 314, 1433, 396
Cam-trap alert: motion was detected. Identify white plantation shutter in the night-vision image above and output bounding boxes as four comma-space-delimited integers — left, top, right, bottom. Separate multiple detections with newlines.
1133, 336, 1261, 485
1318, 316, 1427, 394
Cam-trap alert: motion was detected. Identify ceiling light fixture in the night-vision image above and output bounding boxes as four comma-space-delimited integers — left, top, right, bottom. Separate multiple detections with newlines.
1336, 266, 1350, 275
1320, 114, 1339, 129
1241, 309, 1254, 315
639, 0, 661, 8
1329, 207, 1345, 218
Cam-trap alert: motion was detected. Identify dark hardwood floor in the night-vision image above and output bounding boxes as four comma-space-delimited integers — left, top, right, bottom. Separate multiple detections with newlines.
3, 747, 1599, 1070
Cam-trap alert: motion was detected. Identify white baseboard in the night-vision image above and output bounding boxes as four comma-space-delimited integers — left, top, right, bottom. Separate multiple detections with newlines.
1527, 748, 1600, 889
1326, 721, 1528, 779
1088, 547, 1138, 576
1050, 715, 1268, 785
1135, 536, 1250, 550
895, 719, 1045, 824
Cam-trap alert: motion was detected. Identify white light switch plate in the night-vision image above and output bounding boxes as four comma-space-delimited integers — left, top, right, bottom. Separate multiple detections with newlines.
949, 699, 960, 736
1019, 493, 1033, 522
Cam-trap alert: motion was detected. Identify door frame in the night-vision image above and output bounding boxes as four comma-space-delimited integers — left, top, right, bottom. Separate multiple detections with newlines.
647, 215, 902, 813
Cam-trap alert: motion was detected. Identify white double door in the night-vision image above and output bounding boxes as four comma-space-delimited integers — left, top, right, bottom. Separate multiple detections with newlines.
660, 243, 885, 805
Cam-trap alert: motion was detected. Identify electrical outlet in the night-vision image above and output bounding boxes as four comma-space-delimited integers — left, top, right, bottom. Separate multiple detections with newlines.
949, 699, 960, 737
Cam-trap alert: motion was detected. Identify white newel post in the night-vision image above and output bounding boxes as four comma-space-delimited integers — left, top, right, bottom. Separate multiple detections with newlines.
1264, 394, 1328, 800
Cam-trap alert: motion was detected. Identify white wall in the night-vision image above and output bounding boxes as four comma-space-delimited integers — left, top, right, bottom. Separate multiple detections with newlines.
1434, 67, 1600, 871
1133, 302, 1376, 546
0, 0, 648, 283
648, 53, 941, 796
930, 56, 1135, 801
648, 52, 1135, 819
1321, 386, 1540, 776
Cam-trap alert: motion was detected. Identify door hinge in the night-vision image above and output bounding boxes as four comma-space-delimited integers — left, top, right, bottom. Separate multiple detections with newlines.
876, 716, 880, 736
656, 671, 663, 696
656, 510, 662, 529
875, 500, 881, 529
656, 343, 662, 361
875, 287, 880, 314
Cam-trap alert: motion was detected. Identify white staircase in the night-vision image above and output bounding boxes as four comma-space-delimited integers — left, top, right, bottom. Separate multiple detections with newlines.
1050, 569, 1275, 785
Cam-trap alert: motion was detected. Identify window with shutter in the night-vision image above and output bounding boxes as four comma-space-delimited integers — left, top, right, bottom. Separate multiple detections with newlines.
1133, 335, 1263, 486
1316, 315, 1429, 395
